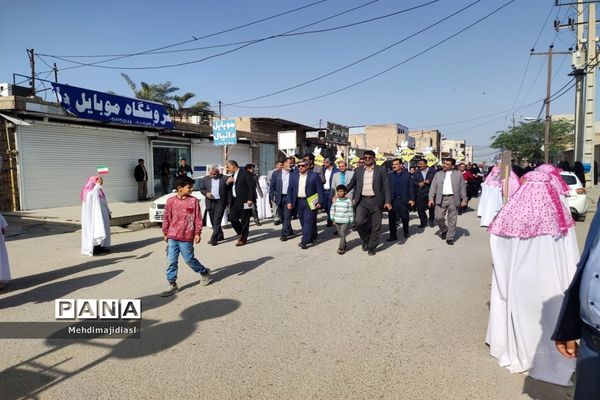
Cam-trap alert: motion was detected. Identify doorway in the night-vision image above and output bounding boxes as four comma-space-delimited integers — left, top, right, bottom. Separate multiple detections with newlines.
152, 144, 191, 195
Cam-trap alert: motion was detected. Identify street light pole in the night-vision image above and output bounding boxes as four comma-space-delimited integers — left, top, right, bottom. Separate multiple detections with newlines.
544, 45, 553, 164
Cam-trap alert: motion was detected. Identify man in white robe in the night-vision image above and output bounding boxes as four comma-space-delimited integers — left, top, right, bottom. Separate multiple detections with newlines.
81, 176, 111, 256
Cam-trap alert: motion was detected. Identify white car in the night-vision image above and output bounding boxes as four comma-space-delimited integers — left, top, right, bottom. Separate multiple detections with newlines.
560, 172, 588, 221
149, 177, 207, 224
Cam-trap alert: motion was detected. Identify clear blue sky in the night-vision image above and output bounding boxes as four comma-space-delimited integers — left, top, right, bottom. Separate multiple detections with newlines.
0, 0, 584, 161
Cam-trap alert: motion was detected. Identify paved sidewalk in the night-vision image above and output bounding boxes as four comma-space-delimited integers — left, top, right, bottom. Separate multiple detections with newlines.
3, 200, 155, 227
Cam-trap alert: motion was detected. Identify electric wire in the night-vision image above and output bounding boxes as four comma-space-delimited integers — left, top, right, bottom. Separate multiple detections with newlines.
38, 0, 439, 59
37, 0, 328, 68
225, 0, 517, 109
43, 0, 399, 71
225, 0, 479, 106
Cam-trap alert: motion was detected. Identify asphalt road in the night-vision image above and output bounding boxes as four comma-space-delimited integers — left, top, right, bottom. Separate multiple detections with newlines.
0, 200, 592, 400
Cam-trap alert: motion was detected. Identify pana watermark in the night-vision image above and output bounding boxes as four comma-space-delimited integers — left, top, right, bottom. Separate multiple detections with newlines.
55, 299, 142, 320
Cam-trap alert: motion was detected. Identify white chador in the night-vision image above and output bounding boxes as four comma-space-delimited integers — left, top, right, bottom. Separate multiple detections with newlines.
256, 175, 272, 220
81, 179, 111, 256
478, 166, 519, 227
486, 171, 578, 386
0, 214, 10, 283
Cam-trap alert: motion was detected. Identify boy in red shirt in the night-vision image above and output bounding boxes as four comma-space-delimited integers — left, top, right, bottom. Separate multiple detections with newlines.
161, 176, 211, 296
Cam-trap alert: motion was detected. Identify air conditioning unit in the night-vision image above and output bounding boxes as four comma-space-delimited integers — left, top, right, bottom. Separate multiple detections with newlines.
0, 83, 31, 97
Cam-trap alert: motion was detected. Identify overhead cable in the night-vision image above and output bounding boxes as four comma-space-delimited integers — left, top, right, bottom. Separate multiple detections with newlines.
226, 0, 479, 106
226, 0, 517, 109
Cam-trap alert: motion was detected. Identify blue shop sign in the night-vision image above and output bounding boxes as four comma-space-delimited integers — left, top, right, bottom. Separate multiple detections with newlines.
212, 119, 237, 145
51, 82, 173, 128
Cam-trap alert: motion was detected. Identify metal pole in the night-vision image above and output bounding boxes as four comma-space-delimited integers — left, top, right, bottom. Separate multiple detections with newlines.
544, 45, 553, 164
4, 122, 17, 211
28, 49, 35, 96
53, 63, 58, 83
219, 100, 228, 164
575, 0, 586, 162
584, 2, 596, 186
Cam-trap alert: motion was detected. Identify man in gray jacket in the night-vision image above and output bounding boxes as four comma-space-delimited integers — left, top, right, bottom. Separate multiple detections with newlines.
428, 158, 467, 245
331, 160, 354, 199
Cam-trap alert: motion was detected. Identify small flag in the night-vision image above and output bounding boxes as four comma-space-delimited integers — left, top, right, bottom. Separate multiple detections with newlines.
97, 166, 109, 175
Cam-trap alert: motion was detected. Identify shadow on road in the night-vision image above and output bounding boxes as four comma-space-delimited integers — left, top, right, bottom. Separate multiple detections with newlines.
522, 376, 574, 400
0, 298, 241, 400
0, 270, 124, 309
179, 256, 274, 291
109, 237, 163, 253
1, 256, 135, 294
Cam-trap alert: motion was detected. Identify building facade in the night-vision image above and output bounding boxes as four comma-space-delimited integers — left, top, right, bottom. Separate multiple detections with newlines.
408, 129, 442, 155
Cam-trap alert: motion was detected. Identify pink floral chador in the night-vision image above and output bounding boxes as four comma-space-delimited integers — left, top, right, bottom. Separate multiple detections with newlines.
487, 171, 574, 238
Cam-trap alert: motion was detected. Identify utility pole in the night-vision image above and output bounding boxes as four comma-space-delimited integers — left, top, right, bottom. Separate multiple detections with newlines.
531, 46, 571, 163
27, 49, 35, 96
53, 63, 58, 83
218, 100, 228, 165
573, 0, 586, 163
544, 45, 553, 164
583, 2, 596, 186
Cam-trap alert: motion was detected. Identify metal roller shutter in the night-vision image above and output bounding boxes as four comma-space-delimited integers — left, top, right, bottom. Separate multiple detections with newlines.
16, 121, 149, 209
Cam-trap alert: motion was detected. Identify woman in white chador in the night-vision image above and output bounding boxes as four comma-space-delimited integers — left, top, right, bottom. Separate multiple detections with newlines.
256, 175, 272, 220
0, 214, 11, 289
486, 170, 578, 385
80, 176, 111, 256
477, 165, 519, 227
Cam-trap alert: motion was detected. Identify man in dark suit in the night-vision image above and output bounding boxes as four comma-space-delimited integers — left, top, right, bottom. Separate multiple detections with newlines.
226, 160, 256, 246
387, 159, 415, 241
269, 158, 294, 241
198, 165, 228, 246
134, 158, 148, 200
413, 158, 437, 228
553, 211, 600, 399
287, 160, 324, 249
345, 150, 392, 256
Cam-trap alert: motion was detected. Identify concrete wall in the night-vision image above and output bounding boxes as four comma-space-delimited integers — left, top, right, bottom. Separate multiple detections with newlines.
408, 130, 441, 154
364, 124, 408, 154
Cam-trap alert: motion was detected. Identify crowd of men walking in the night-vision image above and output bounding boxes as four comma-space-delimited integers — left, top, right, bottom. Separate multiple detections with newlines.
200, 152, 473, 255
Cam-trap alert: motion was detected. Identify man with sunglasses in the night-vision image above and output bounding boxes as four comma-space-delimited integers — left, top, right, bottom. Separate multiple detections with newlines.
287, 160, 325, 249
345, 150, 392, 256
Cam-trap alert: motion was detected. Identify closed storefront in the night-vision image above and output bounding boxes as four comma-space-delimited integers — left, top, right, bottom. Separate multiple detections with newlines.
16, 121, 149, 209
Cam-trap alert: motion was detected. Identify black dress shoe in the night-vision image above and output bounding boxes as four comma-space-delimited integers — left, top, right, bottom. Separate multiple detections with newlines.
404, 232, 411, 239
280, 236, 288, 242
254, 219, 262, 226
368, 250, 376, 256
298, 242, 308, 249
362, 242, 368, 251
274, 220, 282, 226
446, 239, 454, 245
386, 237, 397, 242
418, 224, 426, 228
429, 221, 435, 227
441, 232, 447, 240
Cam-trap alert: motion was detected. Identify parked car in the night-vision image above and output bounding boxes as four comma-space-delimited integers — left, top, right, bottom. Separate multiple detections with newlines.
149, 177, 206, 223
560, 171, 588, 221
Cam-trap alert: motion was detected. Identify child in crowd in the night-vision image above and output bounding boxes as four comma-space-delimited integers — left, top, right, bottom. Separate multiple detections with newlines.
0, 213, 10, 290
161, 176, 211, 297
330, 185, 354, 255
